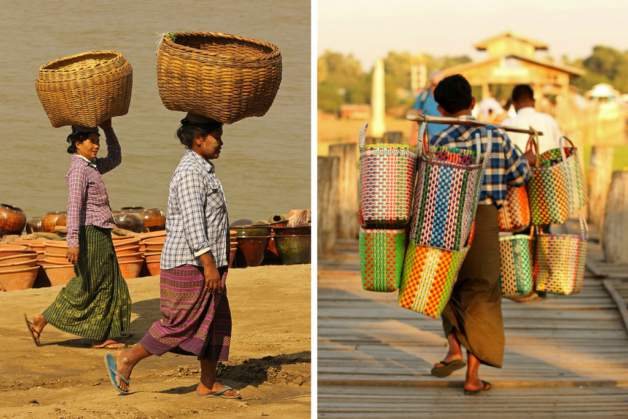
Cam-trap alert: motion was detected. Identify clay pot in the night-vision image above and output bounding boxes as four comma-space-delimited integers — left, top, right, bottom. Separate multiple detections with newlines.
274, 235, 311, 265
116, 252, 143, 263
142, 208, 166, 232
26, 217, 44, 234
269, 220, 289, 228
268, 214, 287, 224
0, 265, 39, 291
272, 224, 311, 236
115, 245, 141, 256
43, 258, 75, 265
263, 237, 282, 265
43, 253, 70, 264
112, 211, 144, 233
146, 261, 161, 276
0, 246, 28, 259
144, 237, 165, 252
45, 241, 68, 256
33, 266, 51, 288
139, 230, 167, 240
232, 226, 272, 237
229, 249, 237, 268
235, 236, 270, 268
230, 219, 254, 228
0, 259, 39, 272
41, 211, 67, 233
112, 237, 141, 247
0, 253, 38, 265
0, 204, 27, 238
145, 252, 162, 263
118, 259, 143, 280
43, 264, 75, 286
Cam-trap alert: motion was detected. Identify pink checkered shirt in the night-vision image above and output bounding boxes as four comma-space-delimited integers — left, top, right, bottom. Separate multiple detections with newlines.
65, 127, 121, 248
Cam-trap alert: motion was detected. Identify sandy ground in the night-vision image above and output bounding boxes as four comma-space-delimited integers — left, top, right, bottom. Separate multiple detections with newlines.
0, 264, 311, 418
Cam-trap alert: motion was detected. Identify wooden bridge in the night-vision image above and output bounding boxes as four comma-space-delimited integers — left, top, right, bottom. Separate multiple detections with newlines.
318, 220, 628, 418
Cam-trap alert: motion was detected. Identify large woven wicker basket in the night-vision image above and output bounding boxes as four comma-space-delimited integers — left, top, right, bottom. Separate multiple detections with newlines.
156, 32, 282, 124
35, 51, 133, 128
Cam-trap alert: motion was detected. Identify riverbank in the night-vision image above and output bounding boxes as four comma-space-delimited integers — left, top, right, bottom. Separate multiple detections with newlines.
0, 264, 311, 418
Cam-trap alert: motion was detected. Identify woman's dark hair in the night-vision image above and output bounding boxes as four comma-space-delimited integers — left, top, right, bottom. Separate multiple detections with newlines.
176, 119, 223, 148
66, 132, 99, 154
512, 84, 534, 103
433, 74, 473, 114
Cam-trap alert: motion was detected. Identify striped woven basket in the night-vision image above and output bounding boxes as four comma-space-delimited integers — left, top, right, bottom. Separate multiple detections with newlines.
498, 234, 534, 298
360, 228, 406, 292
497, 185, 530, 232
398, 223, 474, 319
409, 123, 489, 251
157, 32, 282, 124
359, 123, 418, 228
35, 51, 133, 128
534, 216, 588, 295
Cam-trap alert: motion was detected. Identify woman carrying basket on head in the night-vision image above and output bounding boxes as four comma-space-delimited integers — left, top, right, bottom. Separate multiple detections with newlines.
25, 119, 132, 349
104, 113, 240, 399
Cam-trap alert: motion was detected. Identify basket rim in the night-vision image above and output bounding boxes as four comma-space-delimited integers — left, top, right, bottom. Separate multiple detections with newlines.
38, 50, 124, 73
161, 32, 280, 63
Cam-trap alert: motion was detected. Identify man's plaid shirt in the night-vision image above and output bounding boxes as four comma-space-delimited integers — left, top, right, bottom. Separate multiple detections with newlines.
161, 150, 230, 270
430, 115, 531, 209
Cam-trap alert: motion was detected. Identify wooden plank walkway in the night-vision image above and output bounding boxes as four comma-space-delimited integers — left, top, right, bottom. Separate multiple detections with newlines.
318, 221, 628, 418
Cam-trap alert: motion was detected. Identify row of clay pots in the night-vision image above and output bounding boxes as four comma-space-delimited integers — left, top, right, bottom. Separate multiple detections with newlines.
113, 207, 166, 233
231, 223, 311, 268
0, 242, 74, 291
111, 236, 143, 280
0, 204, 27, 238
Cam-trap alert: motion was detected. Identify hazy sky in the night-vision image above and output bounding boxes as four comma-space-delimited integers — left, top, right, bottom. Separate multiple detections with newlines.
318, 0, 628, 70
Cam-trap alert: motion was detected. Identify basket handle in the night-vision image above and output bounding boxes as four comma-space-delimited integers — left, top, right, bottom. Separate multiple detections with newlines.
418, 121, 431, 157
557, 136, 569, 163
579, 214, 589, 241
359, 122, 368, 150
526, 129, 540, 167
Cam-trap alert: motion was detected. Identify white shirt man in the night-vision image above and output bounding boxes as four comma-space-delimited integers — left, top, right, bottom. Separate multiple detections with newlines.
502, 85, 562, 154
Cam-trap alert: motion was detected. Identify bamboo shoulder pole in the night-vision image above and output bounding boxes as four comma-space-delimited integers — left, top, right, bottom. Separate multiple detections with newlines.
407, 112, 545, 136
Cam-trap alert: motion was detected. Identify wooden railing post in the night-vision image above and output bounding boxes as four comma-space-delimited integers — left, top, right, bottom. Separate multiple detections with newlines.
588, 146, 614, 244
603, 171, 628, 263
329, 143, 359, 240
318, 156, 340, 257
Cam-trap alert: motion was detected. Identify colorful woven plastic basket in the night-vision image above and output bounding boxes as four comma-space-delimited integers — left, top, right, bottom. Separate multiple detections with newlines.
360, 228, 406, 292
538, 136, 588, 216
497, 185, 530, 232
398, 223, 474, 319
498, 234, 534, 298
534, 217, 588, 295
359, 123, 417, 228
526, 135, 570, 225
409, 124, 489, 251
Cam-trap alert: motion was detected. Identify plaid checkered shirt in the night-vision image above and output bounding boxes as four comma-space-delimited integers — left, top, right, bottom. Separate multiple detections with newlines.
430, 115, 531, 209
66, 127, 120, 248
161, 150, 230, 270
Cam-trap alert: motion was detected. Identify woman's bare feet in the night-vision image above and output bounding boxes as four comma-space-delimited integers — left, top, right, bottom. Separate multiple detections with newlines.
114, 344, 152, 392
24, 314, 47, 345
92, 339, 126, 349
196, 381, 241, 398
433, 331, 464, 369
198, 359, 241, 398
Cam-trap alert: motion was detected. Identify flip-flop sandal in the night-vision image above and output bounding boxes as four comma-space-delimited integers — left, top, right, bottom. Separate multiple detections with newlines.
103, 353, 130, 394
464, 380, 492, 396
430, 359, 466, 378
92, 342, 127, 350
196, 386, 242, 399
24, 314, 40, 346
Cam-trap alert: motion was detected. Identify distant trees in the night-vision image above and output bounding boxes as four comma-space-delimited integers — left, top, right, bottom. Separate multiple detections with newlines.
567, 46, 628, 93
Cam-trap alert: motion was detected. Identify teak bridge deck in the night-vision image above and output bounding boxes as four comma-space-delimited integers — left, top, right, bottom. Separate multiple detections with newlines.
318, 220, 628, 418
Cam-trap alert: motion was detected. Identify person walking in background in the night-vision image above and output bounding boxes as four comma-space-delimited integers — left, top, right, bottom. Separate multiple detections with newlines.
502, 84, 562, 153
410, 70, 448, 146
104, 113, 241, 399
24, 119, 132, 350
427, 75, 536, 395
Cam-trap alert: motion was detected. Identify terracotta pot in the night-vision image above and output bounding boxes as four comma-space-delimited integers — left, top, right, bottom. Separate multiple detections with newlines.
36, 252, 46, 261
141, 208, 166, 232
0, 253, 38, 265
268, 214, 287, 224
145, 252, 162, 263
112, 237, 141, 247
43, 253, 70, 264
115, 245, 141, 255
144, 237, 165, 252
116, 252, 143, 263
139, 230, 167, 240
12, 238, 47, 249
26, 217, 44, 234
112, 211, 144, 233
33, 265, 51, 288
235, 236, 270, 268
229, 249, 237, 268
43, 264, 75, 287
41, 211, 67, 233
230, 219, 254, 228
146, 261, 161, 276
0, 204, 27, 238
274, 235, 311, 265
262, 237, 282, 265
232, 226, 272, 237
0, 259, 39, 272
45, 241, 68, 256
43, 258, 76, 265
0, 266, 39, 291
272, 224, 311, 236
139, 244, 146, 253
38, 259, 55, 267
0, 246, 28, 259
118, 259, 143, 280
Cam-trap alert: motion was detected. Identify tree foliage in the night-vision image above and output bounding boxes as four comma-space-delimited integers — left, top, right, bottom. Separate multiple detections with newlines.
567, 46, 628, 94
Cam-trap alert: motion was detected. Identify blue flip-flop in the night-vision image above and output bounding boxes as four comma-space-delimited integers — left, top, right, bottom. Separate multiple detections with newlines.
196, 386, 242, 399
103, 353, 130, 394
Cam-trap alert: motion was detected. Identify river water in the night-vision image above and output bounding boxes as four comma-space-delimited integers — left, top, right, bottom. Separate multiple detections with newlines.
0, 0, 311, 224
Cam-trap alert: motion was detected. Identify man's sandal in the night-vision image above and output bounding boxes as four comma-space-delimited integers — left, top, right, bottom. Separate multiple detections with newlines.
464, 380, 492, 396
430, 359, 466, 377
